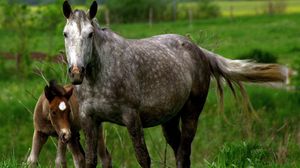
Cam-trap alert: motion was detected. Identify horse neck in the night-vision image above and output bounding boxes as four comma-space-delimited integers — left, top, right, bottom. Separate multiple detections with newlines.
85, 27, 126, 84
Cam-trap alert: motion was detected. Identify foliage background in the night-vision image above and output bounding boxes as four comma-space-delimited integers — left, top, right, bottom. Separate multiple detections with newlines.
0, 0, 300, 167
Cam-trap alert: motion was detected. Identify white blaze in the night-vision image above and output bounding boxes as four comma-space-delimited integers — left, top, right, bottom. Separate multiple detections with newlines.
64, 17, 94, 68
59, 101, 66, 111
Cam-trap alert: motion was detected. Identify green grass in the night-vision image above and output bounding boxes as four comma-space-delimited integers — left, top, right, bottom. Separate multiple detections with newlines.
218, 0, 300, 16
181, 0, 300, 17
0, 14, 300, 167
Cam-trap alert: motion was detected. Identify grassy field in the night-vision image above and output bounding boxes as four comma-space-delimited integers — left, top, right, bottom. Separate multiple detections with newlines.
217, 0, 300, 16
1, 13, 300, 167
181, 0, 300, 17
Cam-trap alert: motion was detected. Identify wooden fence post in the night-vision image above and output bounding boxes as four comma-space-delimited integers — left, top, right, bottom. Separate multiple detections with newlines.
230, 5, 234, 20
188, 8, 193, 26
149, 7, 153, 27
105, 9, 110, 27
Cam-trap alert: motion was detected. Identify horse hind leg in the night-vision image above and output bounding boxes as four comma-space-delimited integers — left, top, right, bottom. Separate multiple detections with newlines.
161, 115, 181, 158
176, 94, 207, 168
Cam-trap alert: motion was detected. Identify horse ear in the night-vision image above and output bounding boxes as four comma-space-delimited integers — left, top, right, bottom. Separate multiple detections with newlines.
44, 85, 55, 102
88, 1, 98, 20
64, 87, 73, 100
63, 0, 72, 19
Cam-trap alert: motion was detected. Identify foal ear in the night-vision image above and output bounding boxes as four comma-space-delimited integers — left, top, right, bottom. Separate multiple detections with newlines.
44, 85, 55, 102
88, 1, 98, 20
63, 0, 72, 19
64, 87, 73, 100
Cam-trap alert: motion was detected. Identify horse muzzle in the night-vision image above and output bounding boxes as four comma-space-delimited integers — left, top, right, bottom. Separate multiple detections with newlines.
69, 65, 85, 85
59, 128, 71, 143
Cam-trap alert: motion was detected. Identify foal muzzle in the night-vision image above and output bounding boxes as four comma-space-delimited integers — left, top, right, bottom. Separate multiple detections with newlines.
69, 65, 85, 85
59, 128, 71, 143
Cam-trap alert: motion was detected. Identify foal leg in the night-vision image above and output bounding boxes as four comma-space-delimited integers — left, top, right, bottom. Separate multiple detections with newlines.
177, 96, 206, 168
67, 132, 85, 168
55, 140, 67, 168
98, 125, 112, 168
123, 110, 151, 168
27, 130, 48, 167
161, 115, 181, 158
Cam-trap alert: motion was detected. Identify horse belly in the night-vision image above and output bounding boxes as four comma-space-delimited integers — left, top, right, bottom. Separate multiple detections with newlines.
139, 76, 192, 127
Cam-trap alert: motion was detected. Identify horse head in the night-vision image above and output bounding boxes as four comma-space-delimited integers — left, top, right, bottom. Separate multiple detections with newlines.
62, 1, 98, 85
44, 80, 73, 143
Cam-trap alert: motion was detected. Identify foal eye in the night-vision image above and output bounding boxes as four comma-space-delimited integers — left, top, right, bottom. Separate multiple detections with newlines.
88, 32, 93, 38
51, 111, 57, 116
63, 32, 68, 38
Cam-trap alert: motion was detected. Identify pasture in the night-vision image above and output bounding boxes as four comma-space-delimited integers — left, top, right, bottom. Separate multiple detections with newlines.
217, 0, 300, 16
0, 6, 300, 168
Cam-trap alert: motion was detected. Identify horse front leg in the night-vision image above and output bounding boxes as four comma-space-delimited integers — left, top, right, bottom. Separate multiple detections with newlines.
82, 115, 99, 168
98, 125, 112, 168
123, 110, 151, 168
56, 139, 67, 168
27, 130, 48, 167
67, 131, 85, 168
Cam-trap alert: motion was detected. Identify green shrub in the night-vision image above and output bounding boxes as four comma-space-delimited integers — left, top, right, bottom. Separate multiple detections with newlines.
164, 1, 220, 21
106, 0, 170, 23
105, 0, 220, 23
238, 49, 278, 63
197, 0, 220, 19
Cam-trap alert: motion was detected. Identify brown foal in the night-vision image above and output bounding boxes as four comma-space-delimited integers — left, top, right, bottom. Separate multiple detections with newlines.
27, 80, 111, 168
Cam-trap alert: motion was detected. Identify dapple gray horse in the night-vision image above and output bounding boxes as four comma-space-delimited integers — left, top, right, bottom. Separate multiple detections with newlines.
62, 1, 289, 167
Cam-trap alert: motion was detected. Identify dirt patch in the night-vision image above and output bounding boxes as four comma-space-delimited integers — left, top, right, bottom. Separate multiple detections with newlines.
0, 52, 66, 63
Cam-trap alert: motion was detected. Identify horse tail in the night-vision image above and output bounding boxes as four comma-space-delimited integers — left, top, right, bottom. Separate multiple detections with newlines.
199, 46, 290, 114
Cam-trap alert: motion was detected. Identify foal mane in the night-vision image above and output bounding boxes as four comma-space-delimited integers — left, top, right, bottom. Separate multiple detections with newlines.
48, 80, 66, 97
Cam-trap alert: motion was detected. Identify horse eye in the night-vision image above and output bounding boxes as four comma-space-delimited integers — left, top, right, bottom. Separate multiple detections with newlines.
63, 32, 68, 38
88, 32, 93, 38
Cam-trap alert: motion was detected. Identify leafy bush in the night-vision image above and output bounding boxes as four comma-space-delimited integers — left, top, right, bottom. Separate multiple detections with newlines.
197, 0, 220, 19
238, 49, 278, 63
105, 0, 220, 23
32, 1, 63, 32
163, 1, 220, 21
1, 1, 33, 76
106, 0, 170, 23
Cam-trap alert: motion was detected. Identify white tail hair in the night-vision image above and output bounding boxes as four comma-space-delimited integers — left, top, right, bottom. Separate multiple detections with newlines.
200, 47, 290, 113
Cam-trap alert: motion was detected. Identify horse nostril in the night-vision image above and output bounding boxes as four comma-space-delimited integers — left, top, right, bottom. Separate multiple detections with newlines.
61, 133, 70, 143
63, 134, 67, 140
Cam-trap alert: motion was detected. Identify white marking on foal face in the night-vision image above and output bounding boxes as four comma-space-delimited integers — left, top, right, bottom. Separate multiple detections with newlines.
61, 128, 71, 135
59, 101, 66, 111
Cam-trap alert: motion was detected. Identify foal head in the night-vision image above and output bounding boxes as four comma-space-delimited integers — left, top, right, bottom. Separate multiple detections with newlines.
62, 1, 98, 85
44, 80, 73, 143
